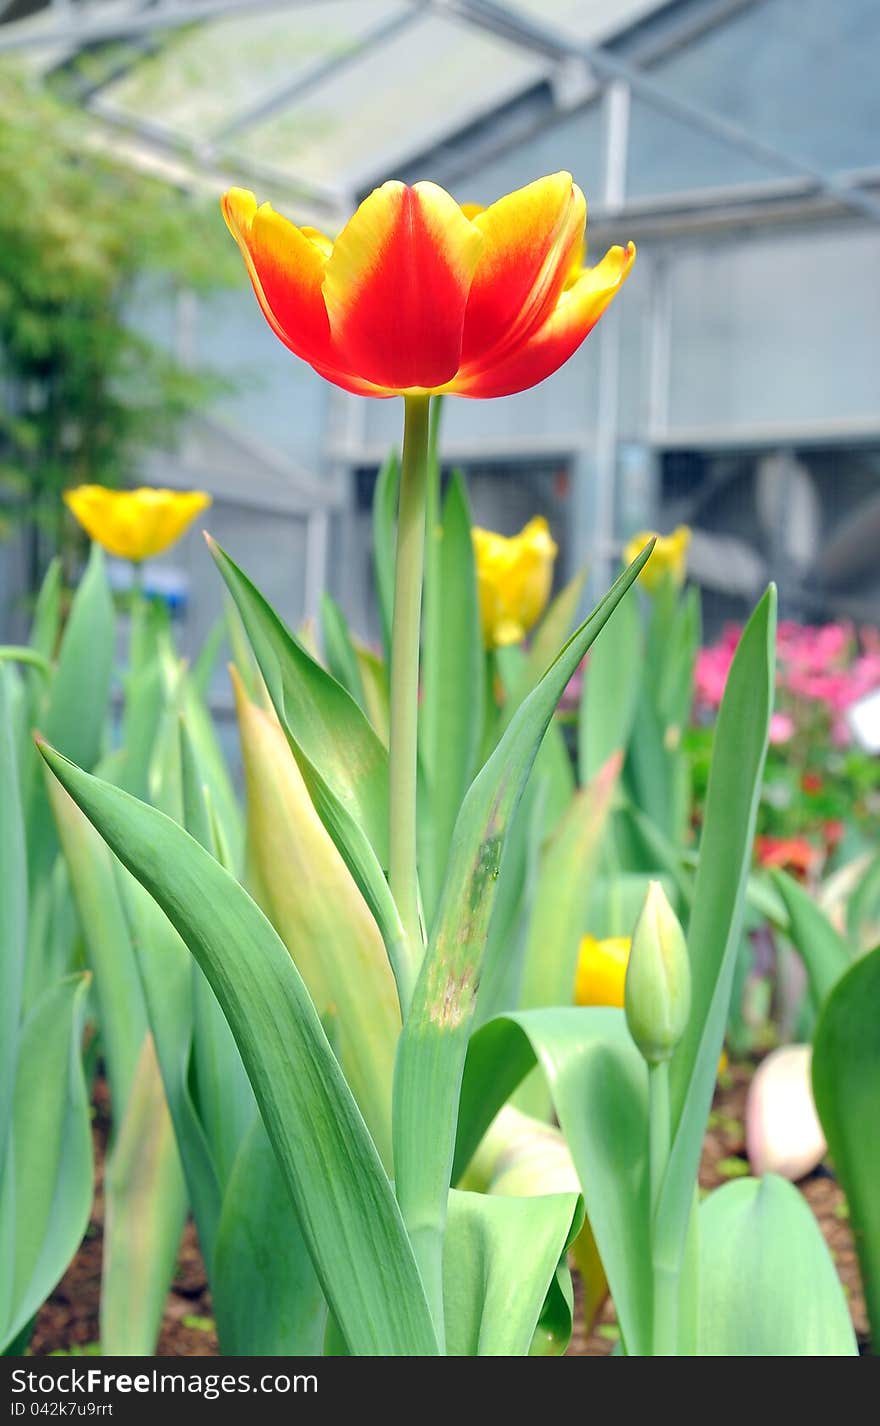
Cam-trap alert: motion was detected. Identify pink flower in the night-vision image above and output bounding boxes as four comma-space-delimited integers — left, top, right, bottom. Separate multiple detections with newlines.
695, 640, 737, 709
769, 712, 795, 745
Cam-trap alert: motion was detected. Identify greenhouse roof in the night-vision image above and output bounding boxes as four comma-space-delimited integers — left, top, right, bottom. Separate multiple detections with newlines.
3, 0, 879, 232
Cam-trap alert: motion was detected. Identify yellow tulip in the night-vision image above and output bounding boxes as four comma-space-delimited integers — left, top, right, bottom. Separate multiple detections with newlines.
472, 515, 558, 649
574, 935, 631, 1007
623, 524, 691, 592
64, 485, 211, 561
576, 928, 728, 1074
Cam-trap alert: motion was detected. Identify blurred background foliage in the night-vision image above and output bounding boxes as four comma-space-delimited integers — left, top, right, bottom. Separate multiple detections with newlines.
0, 62, 237, 591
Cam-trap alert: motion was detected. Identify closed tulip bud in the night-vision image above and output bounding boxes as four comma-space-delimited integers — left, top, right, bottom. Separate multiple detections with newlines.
625, 881, 691, 1064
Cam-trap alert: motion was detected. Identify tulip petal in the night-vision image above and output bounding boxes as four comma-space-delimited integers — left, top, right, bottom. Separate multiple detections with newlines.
450, 242, 635, 399
323, 181, 483, 391
64, 486, 211, 561
459, 172, 586, 368
222, 189, 333, 368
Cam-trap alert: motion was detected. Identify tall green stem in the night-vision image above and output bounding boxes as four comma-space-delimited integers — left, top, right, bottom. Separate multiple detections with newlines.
389, 394, 431, 961
649, 1059, 677, 1355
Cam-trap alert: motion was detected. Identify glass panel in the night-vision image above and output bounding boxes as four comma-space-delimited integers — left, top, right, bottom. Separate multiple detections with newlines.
96, 1, 407, 143
630, 0, 880, 196
230, 9, 546, 190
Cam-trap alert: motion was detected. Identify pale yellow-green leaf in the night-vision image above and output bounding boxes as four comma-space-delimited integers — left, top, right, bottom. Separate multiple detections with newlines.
232, 668, 399, 1169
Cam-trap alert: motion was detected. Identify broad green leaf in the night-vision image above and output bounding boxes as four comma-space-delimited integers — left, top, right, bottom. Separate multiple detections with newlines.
455, 1007, 651, 1357
179, 718, 255, 1183
812, 944, 880, 1343
495, 644, 575, 827
463, 1105, 608, 1338
26, 545, 114, 891
0, 975, 92, 1352
519, 753, 621, 1012
233, 670, 399, 1168
13, 560, 61, 832
354, 644, 389, 747
420, 472, 484, 928
177, 671, 243, 874
0, 670, 26, 1172
770, 867, 851, 1008
847, 853, 880, 949
321, 592, 366, 710
443, 1188, 582, 1356
214, 1116, 325, 1355
579, 581, 642, 783
30, 557, 63, 662
209, 539, 387, 859
393, 546, 652, 1334
191, 617, 227, 699
46, 773, 147, 1120
100, 1034, 187, 1356
585, 870, 679, 941
117, 658, 165, 802
657, 583, 700, 734
372, 447, 399, 661
499, 571, 586, 733
208, 540, 413, 999
476, 776, 548, 1029
38, 744, 437, 1357
118, 873, 223, 1276
657, 587, 776, 1277
624, 694, 675, 839
697, 1176, 856, 1355
42, 543, 113, 774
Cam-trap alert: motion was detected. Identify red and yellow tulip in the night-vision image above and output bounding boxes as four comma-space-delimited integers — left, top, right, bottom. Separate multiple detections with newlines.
222, 173, 634, 399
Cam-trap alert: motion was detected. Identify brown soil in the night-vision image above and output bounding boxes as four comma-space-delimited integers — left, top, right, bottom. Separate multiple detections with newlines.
28, 1065, 869, 1358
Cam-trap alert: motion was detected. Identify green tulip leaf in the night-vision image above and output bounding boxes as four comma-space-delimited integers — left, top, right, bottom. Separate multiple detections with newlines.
812, 944, 880, 1344
657, 587, 777, 1277
0, 670, 26, 1172
208, 538, 412, 1002
0, 974, 93, 1353
118, 873, 223, 1277
214, 1116, 326, 1355
393, 541, 653, 1339
443, 1187, 583, 1356
697, 1176, 856, 1355
37, 743, 437, 1357
455, 1007, 651, 1357
579, 579, 642, 783
321, 592, 367, 711
100, 1034, 188, 1356
420, 471, 484, 928
771, 867, 852, 1009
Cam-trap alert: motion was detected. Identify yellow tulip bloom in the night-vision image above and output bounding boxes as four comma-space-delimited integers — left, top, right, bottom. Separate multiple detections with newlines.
574, 935, 631, 1007
472, 515, 558, 649
623, 524, 691, 592
64, 486, 211, 562
575, 929, 728, 1073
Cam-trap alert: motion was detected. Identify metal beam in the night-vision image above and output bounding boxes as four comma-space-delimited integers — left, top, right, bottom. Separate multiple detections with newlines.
0, 0, 329, 52
87, 94, 353, 213
436, 0, 880, 224
211, 3, 425, 146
